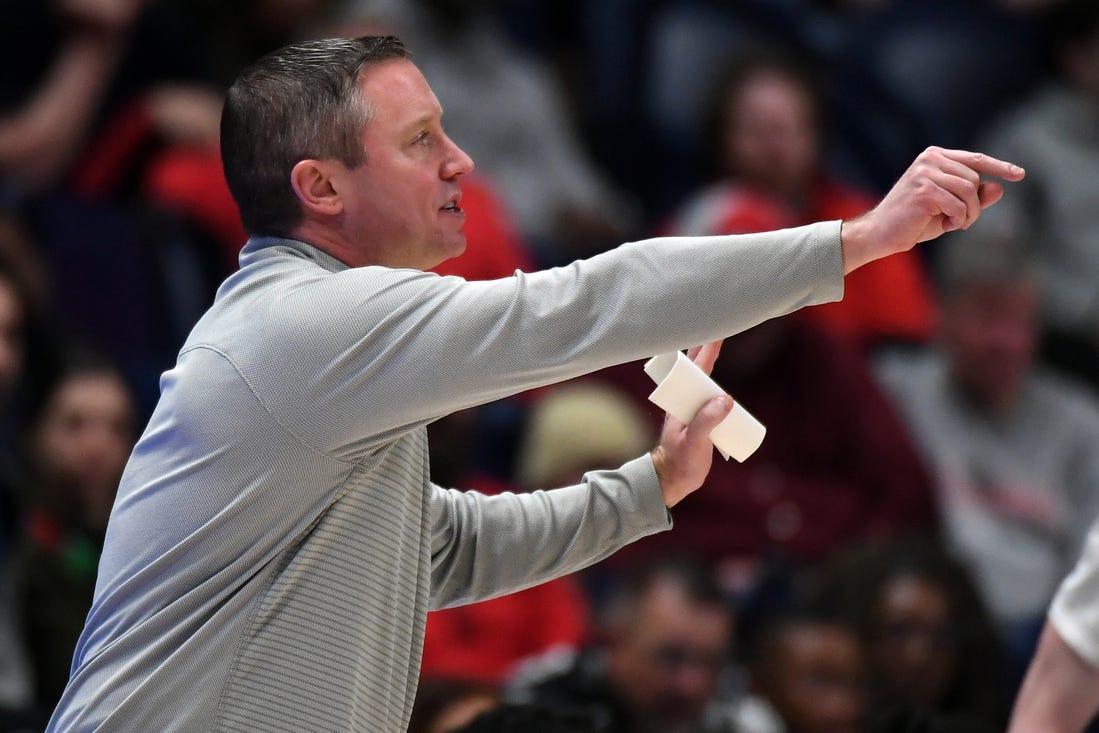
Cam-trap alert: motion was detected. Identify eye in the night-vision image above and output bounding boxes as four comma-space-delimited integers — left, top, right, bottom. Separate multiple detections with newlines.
412, 131, 431, 147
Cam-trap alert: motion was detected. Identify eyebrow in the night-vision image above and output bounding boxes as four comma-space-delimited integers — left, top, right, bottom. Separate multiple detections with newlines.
400, 104, 444, 133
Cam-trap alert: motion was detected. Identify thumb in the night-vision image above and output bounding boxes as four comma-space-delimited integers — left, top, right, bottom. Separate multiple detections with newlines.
685, 394, 734, 442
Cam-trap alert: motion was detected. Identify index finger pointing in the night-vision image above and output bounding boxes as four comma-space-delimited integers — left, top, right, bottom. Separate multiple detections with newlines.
940, 149, 1025, 181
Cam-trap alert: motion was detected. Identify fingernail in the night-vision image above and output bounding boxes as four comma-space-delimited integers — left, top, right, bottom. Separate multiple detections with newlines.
1011, 164, 1024, 175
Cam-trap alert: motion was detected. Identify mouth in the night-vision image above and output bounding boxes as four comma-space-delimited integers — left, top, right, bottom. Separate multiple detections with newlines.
440, 194, 463, 215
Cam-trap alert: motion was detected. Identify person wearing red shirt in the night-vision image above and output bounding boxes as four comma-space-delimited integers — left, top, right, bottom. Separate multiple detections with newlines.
671, 47, 936, 349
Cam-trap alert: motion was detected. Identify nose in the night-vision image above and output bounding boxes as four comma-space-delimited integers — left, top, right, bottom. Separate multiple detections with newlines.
442, 134, 475, 178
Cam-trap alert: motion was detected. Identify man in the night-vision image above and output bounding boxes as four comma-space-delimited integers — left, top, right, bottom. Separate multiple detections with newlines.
875, 229, 1099, 676
507, 556, 736, 733
46, 35, 1021, 731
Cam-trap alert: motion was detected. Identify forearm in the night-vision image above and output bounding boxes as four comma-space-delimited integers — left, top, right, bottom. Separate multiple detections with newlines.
1008, 622, 1099, 733
429, 456, 671, 609
0, 31, 125, 187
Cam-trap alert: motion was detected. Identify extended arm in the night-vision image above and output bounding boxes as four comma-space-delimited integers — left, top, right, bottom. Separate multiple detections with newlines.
251, 148, 1022, 460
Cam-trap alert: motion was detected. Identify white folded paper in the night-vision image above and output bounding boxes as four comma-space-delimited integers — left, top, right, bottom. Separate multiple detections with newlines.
644, 351, 766, 462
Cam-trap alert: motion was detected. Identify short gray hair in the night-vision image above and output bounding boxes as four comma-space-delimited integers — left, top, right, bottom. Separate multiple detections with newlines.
220, 36, 410, 237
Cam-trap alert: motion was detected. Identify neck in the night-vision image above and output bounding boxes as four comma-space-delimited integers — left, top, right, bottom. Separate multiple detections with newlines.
288, 222, 364, 268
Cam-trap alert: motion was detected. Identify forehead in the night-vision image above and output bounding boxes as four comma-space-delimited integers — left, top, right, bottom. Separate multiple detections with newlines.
636, 580, 729, 639
358, 58, 442, 127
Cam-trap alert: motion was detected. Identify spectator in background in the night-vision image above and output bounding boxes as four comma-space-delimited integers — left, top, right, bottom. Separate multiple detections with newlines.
334, 0, 639, 264
0, 0, 148, 192
0, 261, 31, 521
0, 0, 239, 415
0, 258, 37, 728
977, 0, 1099, 392
0, 0, 224, 196
744, 606, 864, 733
817, 538, 1009, 730
420, 383, 650, 684
670, 46, 935, 351
12, 351, 136, 714
409, 677, 501, 733
508, 555, 740, 733
875, 228, 1099, 679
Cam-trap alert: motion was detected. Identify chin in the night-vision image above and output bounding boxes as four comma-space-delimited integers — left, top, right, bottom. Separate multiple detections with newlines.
442, 236, 468, 261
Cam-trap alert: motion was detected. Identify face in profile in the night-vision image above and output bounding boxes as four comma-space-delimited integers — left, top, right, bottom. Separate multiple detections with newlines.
328, 58, 475, 270
757, 621, 864, 733
607, 577, 731, 730
31, 370, 136, 532
868, 574, 958, 711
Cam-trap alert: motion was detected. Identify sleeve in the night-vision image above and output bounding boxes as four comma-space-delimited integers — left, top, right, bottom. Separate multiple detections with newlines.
248, 222, 844, 461
1050, 517, 1099, 669
428, 455, 672, 609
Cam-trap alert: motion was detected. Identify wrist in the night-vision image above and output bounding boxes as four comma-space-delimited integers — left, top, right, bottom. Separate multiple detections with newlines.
650, 446, 682, 508
839, 214, 878, 275
650, 447, 669, 505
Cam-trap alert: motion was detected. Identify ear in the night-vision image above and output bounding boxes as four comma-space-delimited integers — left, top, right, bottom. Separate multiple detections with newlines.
290, 159, 343, 217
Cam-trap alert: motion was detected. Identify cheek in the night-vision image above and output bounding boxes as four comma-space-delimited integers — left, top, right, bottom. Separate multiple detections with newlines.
38, 430, 79, 473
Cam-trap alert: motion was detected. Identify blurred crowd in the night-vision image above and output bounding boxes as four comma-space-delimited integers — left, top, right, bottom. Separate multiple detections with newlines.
1, 0, 1098, 730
